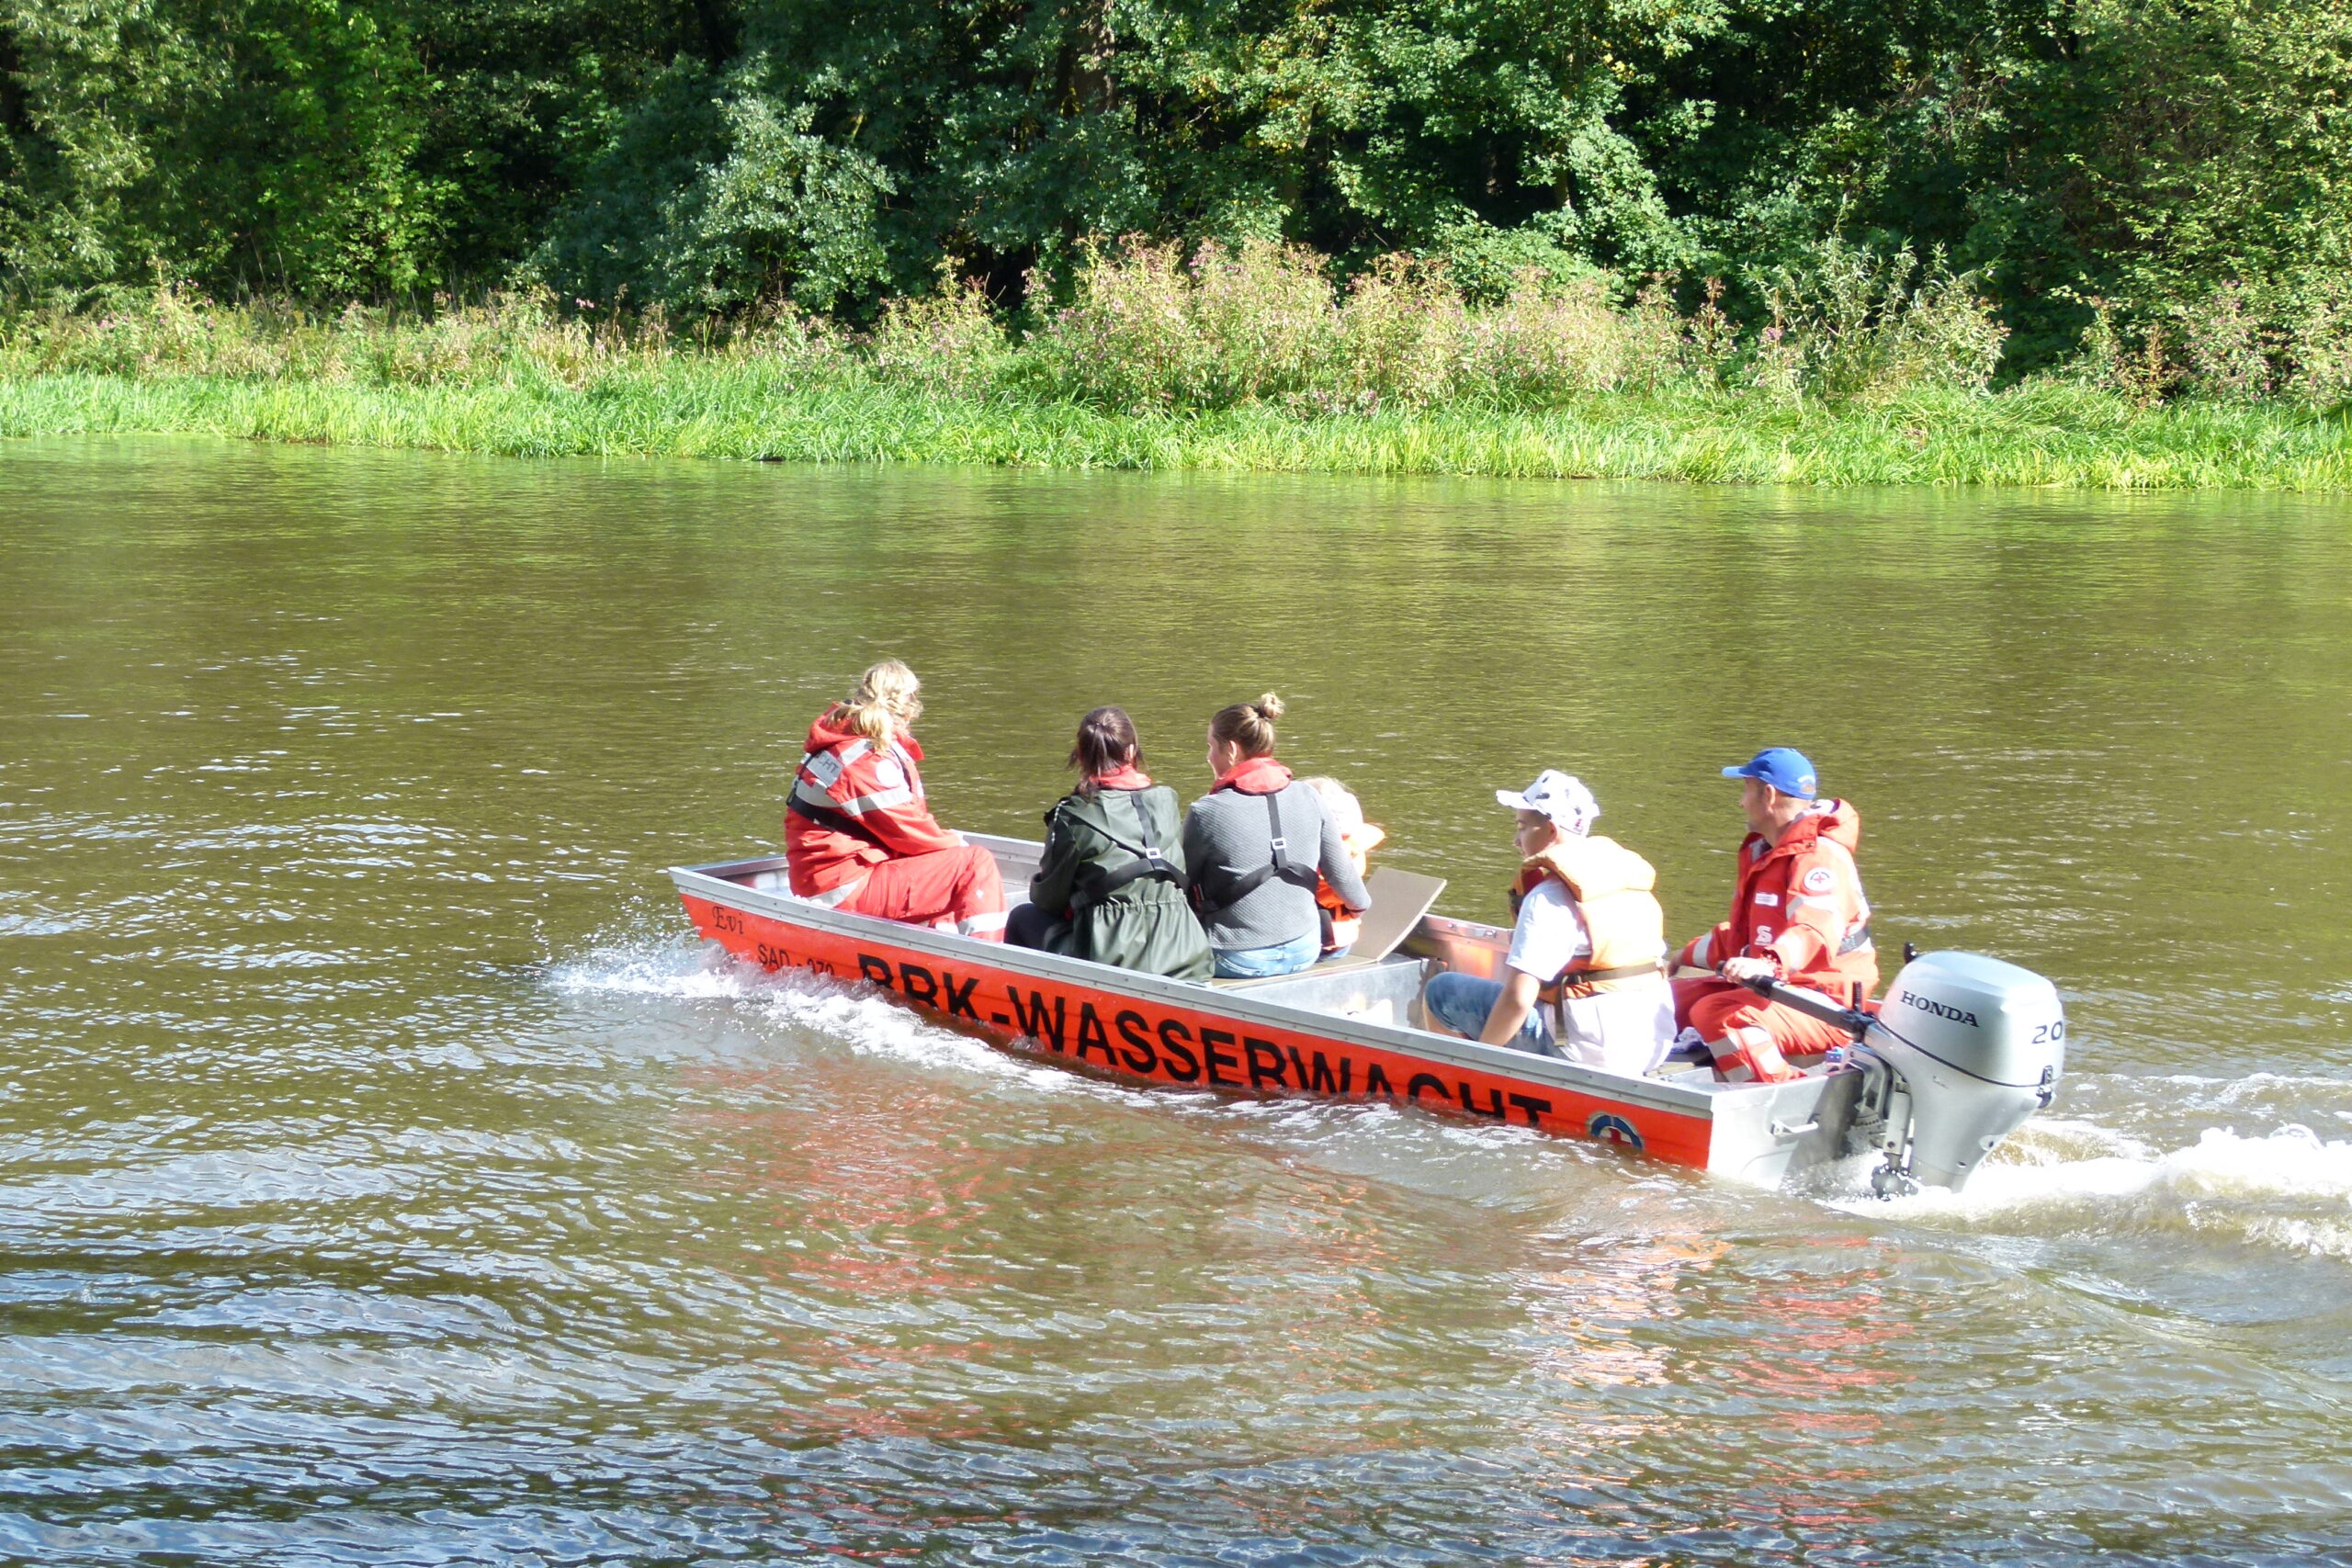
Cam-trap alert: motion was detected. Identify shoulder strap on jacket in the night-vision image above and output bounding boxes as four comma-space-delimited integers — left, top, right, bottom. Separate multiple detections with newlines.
1194, 789, 1322, 918
1060, 792, 1185, 912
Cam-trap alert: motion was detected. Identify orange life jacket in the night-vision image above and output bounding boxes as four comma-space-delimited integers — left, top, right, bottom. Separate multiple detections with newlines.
1317, 821, 1384, 951
1509, 834, 1669, 1000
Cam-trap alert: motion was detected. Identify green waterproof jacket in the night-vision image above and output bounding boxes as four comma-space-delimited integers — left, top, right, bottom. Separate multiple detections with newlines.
1029, 785, 1215, 981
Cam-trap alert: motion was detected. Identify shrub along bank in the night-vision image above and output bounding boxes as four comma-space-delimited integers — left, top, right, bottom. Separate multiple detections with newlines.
10, 0, 2352, 397
5, 243, 2350, 489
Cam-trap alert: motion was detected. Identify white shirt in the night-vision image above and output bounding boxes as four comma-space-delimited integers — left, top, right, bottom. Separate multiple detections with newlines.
1505, 878, 1673, 1077
1505, 879, 1591, 980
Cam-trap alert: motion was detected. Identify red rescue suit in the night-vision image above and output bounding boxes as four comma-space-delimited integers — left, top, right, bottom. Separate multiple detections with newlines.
785, 710, 1006, 939
1674, 798, 1876, 1083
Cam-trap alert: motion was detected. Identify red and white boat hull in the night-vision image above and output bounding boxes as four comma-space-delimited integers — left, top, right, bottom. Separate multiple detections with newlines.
673, 848, 1865, 1187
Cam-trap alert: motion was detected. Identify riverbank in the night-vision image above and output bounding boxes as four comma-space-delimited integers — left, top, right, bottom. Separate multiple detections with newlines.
6, 368, 2348, 488
7, 264, 2350, 487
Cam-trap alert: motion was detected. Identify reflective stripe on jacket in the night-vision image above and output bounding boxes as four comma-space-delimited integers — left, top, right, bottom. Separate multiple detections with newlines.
1510, 833, 1668, 998
784, 708, 963, 898
1677, 798, 1877, 1001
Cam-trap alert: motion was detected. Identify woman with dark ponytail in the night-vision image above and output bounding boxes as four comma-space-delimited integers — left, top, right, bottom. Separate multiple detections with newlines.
1007, 707, 1213, 979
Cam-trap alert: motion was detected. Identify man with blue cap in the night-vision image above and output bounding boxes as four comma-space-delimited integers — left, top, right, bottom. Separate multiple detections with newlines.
1670, 747, 1880, 1084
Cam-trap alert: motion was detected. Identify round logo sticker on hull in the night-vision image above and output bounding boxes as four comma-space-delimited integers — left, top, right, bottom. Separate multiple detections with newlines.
1587, 1112, 1644, 1151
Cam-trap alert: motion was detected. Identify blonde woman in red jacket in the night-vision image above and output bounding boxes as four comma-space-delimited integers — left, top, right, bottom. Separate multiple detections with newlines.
784, 660, 1007, 939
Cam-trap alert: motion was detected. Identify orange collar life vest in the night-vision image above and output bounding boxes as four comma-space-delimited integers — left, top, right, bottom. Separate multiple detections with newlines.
1510, 834, 1668, 998
1317, 822, 1385, 913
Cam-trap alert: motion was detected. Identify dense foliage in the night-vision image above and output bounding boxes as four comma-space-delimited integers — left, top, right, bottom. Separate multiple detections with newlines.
4, 0, 2348, 378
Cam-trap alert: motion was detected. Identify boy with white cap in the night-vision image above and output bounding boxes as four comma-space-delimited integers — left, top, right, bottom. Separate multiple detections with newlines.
1421, 771, 1675, 1076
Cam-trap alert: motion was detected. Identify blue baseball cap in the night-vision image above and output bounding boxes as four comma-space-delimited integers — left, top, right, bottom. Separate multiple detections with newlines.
1722, 747, 1818, 799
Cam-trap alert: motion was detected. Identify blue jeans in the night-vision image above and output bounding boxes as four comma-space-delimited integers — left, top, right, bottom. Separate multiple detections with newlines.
1424, 971, 1555, 1053
1212, 931, 1320, 979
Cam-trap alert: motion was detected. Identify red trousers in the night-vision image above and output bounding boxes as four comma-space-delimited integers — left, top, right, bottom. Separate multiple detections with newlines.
1674, 977, 1850, 1084
841, 845, 1007, 940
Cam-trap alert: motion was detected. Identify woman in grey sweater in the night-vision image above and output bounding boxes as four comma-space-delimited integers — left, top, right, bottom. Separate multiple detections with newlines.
1181, 694, 1372, 979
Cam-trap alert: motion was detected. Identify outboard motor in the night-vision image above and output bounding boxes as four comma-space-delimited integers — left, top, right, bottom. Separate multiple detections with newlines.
1860, 952, 2065, 1190
1732, 951, 2065, 1193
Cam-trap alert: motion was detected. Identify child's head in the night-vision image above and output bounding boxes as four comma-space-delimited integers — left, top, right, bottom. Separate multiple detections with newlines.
1298, 775, 1364, 836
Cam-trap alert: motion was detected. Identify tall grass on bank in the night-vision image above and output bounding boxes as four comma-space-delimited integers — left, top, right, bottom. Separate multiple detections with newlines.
0, 241, 2010, 408
6, 243, 2352, 487
10, 366, 2347, 489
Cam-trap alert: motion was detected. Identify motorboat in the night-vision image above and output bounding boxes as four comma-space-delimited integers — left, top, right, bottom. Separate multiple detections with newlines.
671, 835, 2066, 1192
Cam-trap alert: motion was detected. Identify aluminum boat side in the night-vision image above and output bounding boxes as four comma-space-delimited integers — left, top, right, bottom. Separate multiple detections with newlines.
671, 840, 1864, 1186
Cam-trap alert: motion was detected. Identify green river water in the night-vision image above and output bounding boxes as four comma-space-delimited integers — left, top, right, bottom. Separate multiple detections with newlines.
3, 434, 2350, 1563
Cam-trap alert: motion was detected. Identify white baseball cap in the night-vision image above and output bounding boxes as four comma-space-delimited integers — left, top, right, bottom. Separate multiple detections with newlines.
1495, 770, 1600, 836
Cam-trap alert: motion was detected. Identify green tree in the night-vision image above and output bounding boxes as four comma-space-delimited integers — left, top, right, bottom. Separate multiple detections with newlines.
403, 0, 745, 286
6, 0, 2351, 378
1984, 0, 2352, 347
1, 0, 444, 298
535, 0, 1719, 310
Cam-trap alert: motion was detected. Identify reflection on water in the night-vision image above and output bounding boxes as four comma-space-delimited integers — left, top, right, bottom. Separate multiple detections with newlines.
1, 434, 2350, 1562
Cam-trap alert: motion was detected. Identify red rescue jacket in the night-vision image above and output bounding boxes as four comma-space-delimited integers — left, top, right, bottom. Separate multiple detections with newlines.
784, 709, 962, 899
1678, 799, 1878, 1001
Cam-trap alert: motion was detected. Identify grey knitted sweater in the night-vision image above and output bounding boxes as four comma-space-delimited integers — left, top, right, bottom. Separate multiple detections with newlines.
1181, 775, 1372, 953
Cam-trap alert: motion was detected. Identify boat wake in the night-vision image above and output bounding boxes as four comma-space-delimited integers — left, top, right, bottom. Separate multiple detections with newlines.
544, 928, 770, 1002
1841, 1117, 2352, 1260
543, 929, 1167, 1107
549, 930, 2352, 1250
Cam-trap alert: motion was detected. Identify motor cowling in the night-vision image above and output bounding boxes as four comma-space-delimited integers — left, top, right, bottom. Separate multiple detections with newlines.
1862, 952, 2065, 1190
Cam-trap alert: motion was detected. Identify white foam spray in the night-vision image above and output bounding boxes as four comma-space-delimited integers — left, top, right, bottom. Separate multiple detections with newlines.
545, 931, 1164, 1109
1839, 1118, 2352, 1259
